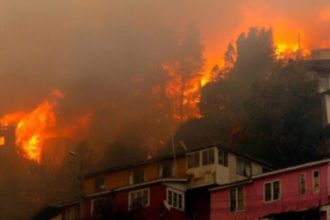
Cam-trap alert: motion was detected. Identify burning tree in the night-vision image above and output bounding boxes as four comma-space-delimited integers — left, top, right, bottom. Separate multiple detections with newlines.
162, 25, 205, 124
176, 27, 323, 167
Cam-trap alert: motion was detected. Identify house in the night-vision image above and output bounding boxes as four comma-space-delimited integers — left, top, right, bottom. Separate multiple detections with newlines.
305, 49, 330, 128
58, 144, 271, 220
210, 159, 330, 220
304, 49, 330, 156
81, 152, 188, 219
184, 146, 270, 220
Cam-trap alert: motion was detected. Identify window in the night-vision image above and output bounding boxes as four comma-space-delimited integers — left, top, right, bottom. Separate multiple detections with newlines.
202, 148, 215, 165
236, 158, 251, 177
159, 161, 174, 178
94, 176, 105, 192
313, 170, 320, 193
264, 180, 281, 202
167, 188, 185, 211
129, 188, 149, 209
187, 152, 200, 168
130, 168, 144, 185
218, 149, 228, 167
298, 174, 306, 195
230, 186, 244, 212
0, 136, 4, 146
91, 195, 111, 217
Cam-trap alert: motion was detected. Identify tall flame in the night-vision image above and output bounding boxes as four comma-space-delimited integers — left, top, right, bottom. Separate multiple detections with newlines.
0, 90, 90, 163
162, 62, 202, 122
15, 91, 63, 162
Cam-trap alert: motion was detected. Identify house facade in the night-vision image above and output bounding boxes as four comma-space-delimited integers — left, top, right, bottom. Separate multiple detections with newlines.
58, 145, 269, 220
210, 159, 330, 220
305, 49, 330, 128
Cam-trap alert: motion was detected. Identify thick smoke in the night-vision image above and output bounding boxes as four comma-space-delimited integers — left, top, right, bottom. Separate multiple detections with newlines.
0, 0, 329, 161
0, 0, 329, 218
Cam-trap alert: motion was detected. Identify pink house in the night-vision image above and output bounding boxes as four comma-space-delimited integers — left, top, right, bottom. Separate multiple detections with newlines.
210, 159, 330, 220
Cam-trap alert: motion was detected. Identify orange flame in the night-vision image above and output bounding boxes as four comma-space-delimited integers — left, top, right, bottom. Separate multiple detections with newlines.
162, 62, 202, 122
0, 90, 91, 163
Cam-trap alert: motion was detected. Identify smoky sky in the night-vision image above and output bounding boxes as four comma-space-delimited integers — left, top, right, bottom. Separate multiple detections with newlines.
0, 0, 329, 157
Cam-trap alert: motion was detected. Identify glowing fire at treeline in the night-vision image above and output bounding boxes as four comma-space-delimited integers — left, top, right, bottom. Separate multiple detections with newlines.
165, 30, 317, 124
0, 26, 328, 164
0, 90, 90, 163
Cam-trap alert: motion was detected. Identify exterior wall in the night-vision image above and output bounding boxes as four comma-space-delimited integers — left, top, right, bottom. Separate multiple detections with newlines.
251, 161, 263, 175
144, 164, 158, 182
187, 147, 267, 188
186, 187, 210, 220
84, 157, 187, 194
105, 169, 130, 189
187, 163, 217, 188
83, 169, 130, 194
211, 163, 329, 220
228, 153, 237, 181
175, 157, 187, 178
81, 183, 185, 220
215, 164, 230, 185
83, 179, 94, 195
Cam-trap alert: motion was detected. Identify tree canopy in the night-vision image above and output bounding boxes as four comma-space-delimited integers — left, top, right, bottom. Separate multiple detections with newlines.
175, 27, 323, 167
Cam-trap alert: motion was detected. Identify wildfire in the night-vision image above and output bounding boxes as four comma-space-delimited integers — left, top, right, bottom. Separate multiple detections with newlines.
0, 90, 91, 163
162, 62, 202, 123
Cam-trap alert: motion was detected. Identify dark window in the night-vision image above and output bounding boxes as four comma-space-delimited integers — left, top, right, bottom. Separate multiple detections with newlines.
130, 168, 144, 184
94, 176, 105, 192
273, 181, 280, 200
264, 180, 281, 202
218, 149, 228, 167
187, 152, 200, 168
230, 186, 244, 212
167, 188, 184, 210
91, 195, 111, 218
299, 174, 306, 195
264, 182, 272, 202
313, 170, 320, 193
236, 158, 251, 177
202, 148, 215, 166
129, 188, 149, 209
159, 161, 174, 178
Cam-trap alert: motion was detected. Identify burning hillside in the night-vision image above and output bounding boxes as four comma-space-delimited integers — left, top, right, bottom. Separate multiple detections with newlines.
0, 1, 328, 219
0, 90, 90, 163
0, 0, 327, 167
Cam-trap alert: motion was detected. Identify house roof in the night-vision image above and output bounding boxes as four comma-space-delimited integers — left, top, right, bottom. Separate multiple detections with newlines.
185, 143, 272, 168
304, 59, 330, 73
210, 158, 330, 191
85, 142, 272, 179
55, 199, 81, 208
85, 152, 186, 178
252, 158, 330, 179
85, 178, 188, 199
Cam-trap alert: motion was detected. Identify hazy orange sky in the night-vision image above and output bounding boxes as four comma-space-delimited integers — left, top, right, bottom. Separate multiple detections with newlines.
0, 0, 329, 156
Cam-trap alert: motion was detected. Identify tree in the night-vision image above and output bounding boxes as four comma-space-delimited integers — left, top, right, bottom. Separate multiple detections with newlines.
243, 61, 322, 167
199, 27, 276, 144
176, 27, 323, 167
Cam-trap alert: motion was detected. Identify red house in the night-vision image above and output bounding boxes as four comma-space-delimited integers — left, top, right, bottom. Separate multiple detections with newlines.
57, 145, 270, 219
210, 159, 330, 220
82, 178, 187, 220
